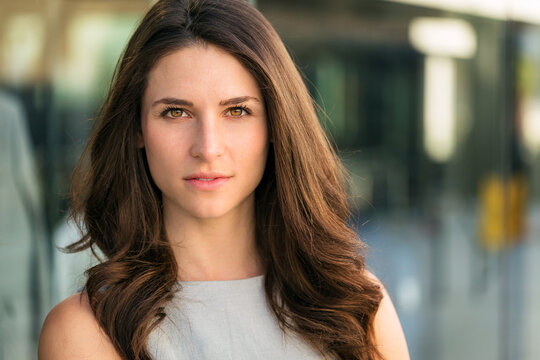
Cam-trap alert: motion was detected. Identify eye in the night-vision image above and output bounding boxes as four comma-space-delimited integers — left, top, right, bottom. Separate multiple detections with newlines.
162, 107, 188, 118
226, 106, 249, 117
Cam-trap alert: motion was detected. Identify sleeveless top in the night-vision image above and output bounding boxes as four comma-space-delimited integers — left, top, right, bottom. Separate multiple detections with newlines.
147, 275, 327, 359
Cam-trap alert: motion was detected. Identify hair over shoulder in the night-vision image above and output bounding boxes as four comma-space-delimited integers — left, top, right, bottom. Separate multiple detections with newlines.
69, 0, 384, 358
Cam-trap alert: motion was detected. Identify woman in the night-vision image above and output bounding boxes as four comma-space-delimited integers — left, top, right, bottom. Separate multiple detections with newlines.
39, 0, 409, 359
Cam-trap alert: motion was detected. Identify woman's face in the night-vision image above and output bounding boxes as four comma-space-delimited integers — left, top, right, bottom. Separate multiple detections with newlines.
140, 44, 269, 222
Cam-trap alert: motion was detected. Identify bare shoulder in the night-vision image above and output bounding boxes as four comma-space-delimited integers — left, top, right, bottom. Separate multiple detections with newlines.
365, 270, 411, 360
38, 292, 122, 360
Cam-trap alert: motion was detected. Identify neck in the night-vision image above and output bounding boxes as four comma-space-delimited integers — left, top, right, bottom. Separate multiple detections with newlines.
164, 203, 263, 282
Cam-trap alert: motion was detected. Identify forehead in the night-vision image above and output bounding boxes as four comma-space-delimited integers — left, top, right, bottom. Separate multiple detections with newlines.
143, 44, 261, 103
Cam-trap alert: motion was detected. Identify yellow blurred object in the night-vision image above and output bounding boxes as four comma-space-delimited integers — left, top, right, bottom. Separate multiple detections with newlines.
479, 174, 528, 251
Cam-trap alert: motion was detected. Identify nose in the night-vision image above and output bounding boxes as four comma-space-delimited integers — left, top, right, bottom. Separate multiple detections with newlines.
189, 114, 225, 161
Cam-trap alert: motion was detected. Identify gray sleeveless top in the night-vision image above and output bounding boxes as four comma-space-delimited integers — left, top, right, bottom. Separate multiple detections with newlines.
147, 275, 326, 359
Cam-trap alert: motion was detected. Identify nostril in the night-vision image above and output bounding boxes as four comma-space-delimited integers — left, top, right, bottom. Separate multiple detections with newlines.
189, 127, 225, 159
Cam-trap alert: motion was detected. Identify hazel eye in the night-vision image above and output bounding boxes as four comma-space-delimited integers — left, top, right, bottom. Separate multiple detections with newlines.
227, 106, 247, 117
167, 108, 187, 118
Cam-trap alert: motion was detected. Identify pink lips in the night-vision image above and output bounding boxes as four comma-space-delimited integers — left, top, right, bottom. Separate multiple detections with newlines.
184, 172, 231, 190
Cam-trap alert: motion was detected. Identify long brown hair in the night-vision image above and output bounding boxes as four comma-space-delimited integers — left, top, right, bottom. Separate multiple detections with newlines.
69, 0, 383, 358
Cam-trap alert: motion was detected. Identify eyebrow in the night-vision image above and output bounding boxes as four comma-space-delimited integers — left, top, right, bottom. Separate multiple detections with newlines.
152, 98, 193, 107
151, 96, 260, 108
219, 96, 260, 106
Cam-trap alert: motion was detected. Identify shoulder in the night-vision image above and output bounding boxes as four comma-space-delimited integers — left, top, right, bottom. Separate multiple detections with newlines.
365, 270, 411, 360
38, 292, 122, 360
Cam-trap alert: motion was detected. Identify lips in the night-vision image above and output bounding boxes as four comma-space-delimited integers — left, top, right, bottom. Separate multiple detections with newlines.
184, 172, 231, 180
184, 172, 232, 190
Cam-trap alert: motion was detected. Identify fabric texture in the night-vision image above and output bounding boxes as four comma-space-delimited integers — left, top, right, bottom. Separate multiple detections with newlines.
147, 275, 326, 360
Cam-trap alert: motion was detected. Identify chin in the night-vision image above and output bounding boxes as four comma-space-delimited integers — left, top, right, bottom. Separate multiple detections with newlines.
187, 206, 234, 220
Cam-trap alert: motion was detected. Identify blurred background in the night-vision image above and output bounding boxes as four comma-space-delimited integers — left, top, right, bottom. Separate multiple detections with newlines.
0, 0, 538, 359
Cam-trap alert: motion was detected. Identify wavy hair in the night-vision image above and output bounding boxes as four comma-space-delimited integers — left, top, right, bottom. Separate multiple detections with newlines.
69, 0, 383, 358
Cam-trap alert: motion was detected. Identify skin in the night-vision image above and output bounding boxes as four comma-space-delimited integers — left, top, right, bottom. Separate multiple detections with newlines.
140, 44, 269, 281
38, 44, 410, 359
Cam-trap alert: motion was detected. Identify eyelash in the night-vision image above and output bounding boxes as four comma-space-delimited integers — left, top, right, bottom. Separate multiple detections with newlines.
160, 105, 252, 118
160, 106, 187, 118
227, 105, 251, 117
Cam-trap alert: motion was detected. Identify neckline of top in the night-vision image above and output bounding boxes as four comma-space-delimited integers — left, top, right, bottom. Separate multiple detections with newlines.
178, 274, 265, 285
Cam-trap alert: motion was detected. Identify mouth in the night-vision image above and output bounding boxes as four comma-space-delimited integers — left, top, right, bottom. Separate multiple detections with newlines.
184, 172, 232, 181
184, 172, 232, 190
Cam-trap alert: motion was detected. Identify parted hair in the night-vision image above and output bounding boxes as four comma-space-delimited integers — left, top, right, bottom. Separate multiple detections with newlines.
69, 0, 384, 358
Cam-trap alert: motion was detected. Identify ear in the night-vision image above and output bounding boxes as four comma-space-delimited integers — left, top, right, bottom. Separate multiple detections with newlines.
137, 130, 145, 148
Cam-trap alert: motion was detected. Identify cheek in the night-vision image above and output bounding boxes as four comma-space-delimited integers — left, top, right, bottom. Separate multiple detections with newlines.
142, 125, 184, 180
240, 127, 269, 168
256, 123, 270, 157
